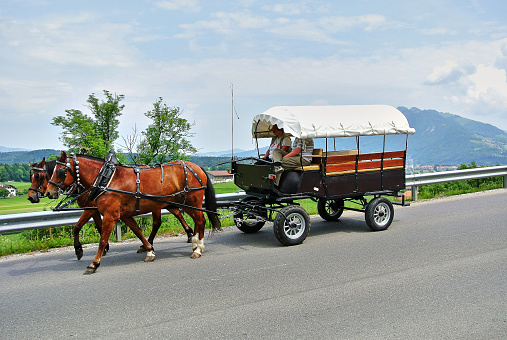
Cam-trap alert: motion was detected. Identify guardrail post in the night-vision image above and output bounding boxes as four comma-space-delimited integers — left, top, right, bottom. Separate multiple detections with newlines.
504, 175, 507, 189
115, 221, 122, 242
411, 185, 418, 201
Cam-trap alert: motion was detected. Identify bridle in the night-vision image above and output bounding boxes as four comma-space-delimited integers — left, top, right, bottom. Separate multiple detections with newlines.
48, 154, 83, 193
29, 165, 47, 198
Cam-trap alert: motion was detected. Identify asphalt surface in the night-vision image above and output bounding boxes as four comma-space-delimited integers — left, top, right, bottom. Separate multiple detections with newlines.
1, 189, 506, 339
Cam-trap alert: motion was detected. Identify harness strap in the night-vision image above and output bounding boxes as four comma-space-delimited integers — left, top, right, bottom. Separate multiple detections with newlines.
135, 167, 141, 214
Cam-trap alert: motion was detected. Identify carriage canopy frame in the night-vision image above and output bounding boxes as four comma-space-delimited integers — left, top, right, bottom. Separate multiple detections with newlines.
252, 104, 416, 140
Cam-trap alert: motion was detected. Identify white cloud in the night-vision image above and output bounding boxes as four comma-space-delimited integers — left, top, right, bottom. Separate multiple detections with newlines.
464, 65, 507, 107
155, 0, 201, 12
263, 3, 305, 16
425, 60, 464, 85
420, 27, 457, 35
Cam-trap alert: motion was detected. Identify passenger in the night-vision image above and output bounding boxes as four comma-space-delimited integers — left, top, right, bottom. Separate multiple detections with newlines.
272, 137, 314, 185
257, 124, 291, 163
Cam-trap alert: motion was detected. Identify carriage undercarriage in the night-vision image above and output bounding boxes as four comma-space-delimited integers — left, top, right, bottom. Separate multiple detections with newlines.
223, 158, 410, 246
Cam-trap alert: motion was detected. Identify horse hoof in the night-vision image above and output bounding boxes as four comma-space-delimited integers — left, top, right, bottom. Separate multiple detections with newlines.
191, 252, 201, 259
75, 250, 83, 261
103, 243, 109, 256
144, 250, 155, 262
187, 236, 192, 243
137, 245, 146, 253
83, 266, 97, 275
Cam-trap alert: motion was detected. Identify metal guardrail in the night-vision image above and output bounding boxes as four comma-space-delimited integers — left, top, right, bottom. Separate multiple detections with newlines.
406, 165, 507, 200
1, 166, 505, 237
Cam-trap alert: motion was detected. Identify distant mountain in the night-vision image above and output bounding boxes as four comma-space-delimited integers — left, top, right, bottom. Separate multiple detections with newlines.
195, 107, 506, 166
398, 107, 506, 165
195, 148, 250, 157
0, 146, 30, 152
0, 149, 60, 164
1, 108, 506, 166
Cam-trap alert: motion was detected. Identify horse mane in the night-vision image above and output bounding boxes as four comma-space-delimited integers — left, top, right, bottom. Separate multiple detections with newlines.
45, 159, 57, 176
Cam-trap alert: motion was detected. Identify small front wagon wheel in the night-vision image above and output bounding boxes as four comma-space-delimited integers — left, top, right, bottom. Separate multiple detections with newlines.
273, 205, 310, 246
317, 198, 344, 221
365, 197, 394, 231
234, 196, 266, 233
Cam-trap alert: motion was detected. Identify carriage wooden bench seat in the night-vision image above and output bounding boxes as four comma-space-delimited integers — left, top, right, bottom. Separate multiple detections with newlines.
293, 149, 405, 175
325, 150, 405, 176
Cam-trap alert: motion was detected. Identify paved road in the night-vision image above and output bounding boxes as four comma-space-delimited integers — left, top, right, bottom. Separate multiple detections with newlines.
1, 189, 506, 339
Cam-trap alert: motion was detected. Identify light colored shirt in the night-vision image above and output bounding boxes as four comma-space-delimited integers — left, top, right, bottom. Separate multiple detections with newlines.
293, 138, 314, 162
268, 136, 291, 159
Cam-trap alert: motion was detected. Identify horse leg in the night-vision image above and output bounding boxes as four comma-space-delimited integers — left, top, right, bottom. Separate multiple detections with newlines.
188, 210, 206, 259
91, 210, 110, 256
137, 210, 162, 253
170, 208, 193, 243
84, 213, 116, 275
73, 211, 94, 260
121, 216, 155, 262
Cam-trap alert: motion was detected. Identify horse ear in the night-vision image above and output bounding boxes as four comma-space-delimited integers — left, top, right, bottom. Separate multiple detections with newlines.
40, 158, 46, 167
59, 151, 67, 161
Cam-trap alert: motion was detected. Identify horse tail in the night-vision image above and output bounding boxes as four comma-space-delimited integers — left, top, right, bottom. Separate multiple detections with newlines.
203, 169, 222, 231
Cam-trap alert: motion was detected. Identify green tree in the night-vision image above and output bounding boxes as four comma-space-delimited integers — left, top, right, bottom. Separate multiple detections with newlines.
52, 90, 124, 158
135, 98, 196, 165
0, 188, 9, 198
87, 90, 124, 151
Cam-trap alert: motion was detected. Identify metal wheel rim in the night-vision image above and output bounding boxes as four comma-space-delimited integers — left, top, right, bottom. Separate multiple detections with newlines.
325, 201, 340, 216
373, 202, 391, 227
283, 213, 306, 239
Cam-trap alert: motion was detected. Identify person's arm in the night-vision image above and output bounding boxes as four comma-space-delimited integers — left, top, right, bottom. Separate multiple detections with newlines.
262, 149, 269, 159
283, 147, 301, 158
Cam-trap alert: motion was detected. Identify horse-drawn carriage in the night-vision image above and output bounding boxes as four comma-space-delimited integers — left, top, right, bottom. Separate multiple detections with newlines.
226, 105, 415, 245
30, 104, 414, 274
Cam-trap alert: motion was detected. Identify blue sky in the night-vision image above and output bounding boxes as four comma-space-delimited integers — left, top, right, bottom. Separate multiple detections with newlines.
1, 0, 506, 153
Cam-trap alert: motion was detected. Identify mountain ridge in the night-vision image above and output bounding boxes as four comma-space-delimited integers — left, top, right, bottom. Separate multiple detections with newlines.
1, 107, 506, 166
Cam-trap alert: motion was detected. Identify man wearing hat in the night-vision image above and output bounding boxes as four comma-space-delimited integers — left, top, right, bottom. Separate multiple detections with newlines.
260, 124, 292, 162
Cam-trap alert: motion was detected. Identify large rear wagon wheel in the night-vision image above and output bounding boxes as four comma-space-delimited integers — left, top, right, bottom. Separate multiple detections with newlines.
365, 197, 394, 231
273, 205, 310, 246
317, 198, 344, 221
234, 197, 266, 233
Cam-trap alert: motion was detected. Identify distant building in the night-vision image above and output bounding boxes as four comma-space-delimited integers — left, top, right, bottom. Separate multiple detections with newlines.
0, 184, 18, 197
207, 170, 234, 184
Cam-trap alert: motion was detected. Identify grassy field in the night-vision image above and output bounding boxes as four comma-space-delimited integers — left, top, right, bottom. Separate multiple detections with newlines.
2, 177, 501, 256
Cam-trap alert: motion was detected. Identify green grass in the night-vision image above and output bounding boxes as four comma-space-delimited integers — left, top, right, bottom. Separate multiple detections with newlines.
0, 196, 57, 215
1, 178, 501, 257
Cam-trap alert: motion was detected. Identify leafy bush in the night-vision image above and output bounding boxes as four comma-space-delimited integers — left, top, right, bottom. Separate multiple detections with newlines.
418, 162, 503, 199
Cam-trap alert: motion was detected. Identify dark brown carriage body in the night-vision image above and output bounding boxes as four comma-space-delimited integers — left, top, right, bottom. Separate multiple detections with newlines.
232, 151, 406, 201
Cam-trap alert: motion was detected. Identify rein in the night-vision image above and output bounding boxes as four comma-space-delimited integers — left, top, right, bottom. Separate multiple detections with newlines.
52, 152, 218, 215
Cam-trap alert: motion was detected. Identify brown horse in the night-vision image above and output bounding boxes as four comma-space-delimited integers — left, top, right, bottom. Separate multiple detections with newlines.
46, 151, 221, 274
28, 157, 195, 260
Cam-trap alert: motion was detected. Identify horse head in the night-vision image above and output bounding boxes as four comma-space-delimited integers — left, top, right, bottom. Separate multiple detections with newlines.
46, 151, 75, 199
27, 158, 47, 203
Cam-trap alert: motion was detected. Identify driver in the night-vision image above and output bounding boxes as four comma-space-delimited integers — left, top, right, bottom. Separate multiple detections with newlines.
261, 124, 291, 161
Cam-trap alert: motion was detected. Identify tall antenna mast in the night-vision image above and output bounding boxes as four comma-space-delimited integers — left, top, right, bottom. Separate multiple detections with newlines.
230, 83, 239, 160
231, 83, 234, 160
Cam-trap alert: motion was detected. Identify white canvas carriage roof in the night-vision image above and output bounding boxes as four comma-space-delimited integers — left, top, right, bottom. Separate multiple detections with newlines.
252, 105, 416, 139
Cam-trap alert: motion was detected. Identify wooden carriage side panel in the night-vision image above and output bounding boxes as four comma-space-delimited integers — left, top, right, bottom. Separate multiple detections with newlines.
357, 171, 382, 192
382, 168, 406, 191
323, 173, 357, 196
